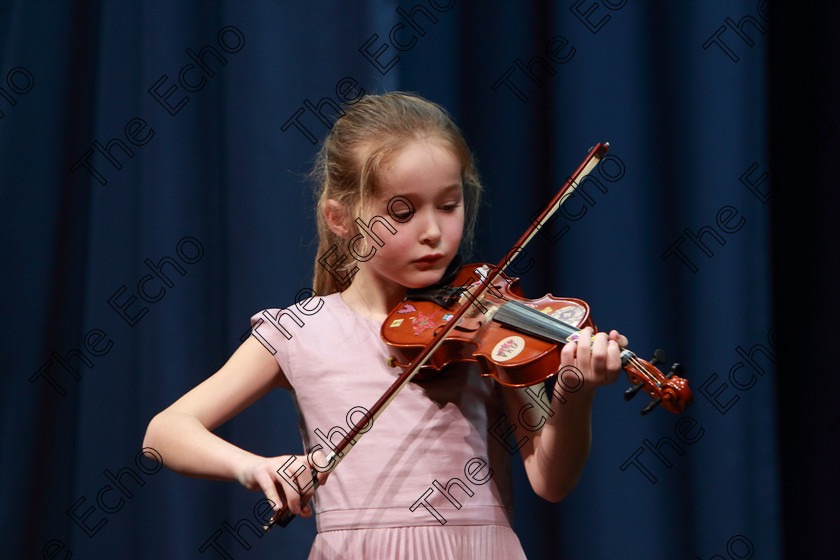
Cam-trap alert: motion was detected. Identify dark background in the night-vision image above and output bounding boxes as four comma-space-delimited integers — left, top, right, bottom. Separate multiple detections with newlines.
1, 1, 836, 559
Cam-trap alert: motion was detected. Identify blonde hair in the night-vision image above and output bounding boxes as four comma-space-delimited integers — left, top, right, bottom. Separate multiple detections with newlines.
311, 92, 483, 295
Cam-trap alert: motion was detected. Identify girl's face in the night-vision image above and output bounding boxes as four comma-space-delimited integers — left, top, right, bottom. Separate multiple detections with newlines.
358, 139, 465, 290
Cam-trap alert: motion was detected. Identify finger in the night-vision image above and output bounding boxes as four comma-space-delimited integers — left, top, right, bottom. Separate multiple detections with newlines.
274, 466, 306, 515
298, 470, 320, 507
297, 458, 323, 519
589, 332, 609, 375
605, 339, 623, 374
254, 469, 285, 512
281, 482, 303, 515
576, 327, 593, 365
561, 334, 578, 365
299, 498, 313, 518
281, 454, 319, 492
609, 330, 629, 348
306, 449, 332, 485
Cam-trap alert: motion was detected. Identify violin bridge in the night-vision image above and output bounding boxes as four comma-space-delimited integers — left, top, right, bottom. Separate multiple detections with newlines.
457, 290, 498, 321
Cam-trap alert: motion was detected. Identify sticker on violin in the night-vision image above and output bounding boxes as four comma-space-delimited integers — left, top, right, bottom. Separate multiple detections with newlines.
411, 312, 439, 335
546, 305, 586, 326
397, 303, 416, 314
389, 319, 404, 328
442, 313, 453, 322
492, 336, 525, 362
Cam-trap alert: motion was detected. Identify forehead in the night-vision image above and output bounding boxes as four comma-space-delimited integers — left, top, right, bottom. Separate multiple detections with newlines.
377, 140, 463, 196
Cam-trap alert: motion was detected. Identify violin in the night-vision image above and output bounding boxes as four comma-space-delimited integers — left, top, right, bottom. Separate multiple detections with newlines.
381, 262, 692, 415
262, 141, 692, 532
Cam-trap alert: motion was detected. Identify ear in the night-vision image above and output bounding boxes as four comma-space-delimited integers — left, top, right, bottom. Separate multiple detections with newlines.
324, 199, 353, 238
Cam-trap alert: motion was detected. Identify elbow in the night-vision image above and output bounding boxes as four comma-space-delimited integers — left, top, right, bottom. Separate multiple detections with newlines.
536, 486, 571, 504
141, 413, 173, 473
142, 413, 165, 454
534, 475, 581, 503
527, 454, 582, 503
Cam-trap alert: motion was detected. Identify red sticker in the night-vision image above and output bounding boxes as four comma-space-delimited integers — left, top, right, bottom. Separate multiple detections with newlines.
411, 312, 439, 335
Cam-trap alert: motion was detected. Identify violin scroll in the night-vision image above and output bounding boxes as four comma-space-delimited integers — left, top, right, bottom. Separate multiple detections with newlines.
621, 349, 692, 415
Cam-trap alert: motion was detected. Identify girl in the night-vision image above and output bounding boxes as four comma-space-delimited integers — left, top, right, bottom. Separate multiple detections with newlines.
144, 92, 627, 559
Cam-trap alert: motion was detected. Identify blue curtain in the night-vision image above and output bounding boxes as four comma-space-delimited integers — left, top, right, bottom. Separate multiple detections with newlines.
2, 1, 832, 559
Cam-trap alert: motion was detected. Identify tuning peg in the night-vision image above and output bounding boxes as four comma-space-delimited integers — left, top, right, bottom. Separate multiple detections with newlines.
650, 349, 668, 366
624, 382, 645, 401
667, 363, 683, 379
640, 397, 662, 415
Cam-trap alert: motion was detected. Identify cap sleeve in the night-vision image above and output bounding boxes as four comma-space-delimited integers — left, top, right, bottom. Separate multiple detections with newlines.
249, 308, 294, 385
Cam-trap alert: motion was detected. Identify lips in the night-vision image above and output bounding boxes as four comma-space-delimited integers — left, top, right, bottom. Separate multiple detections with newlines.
413, 254, 443, 265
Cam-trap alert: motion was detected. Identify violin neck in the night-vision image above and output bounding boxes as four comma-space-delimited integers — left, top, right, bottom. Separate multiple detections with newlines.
493, 300, 636, 367
492, 300, 580, 344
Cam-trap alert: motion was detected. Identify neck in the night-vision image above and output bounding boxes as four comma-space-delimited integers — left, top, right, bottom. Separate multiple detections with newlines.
340, 270, 406, 322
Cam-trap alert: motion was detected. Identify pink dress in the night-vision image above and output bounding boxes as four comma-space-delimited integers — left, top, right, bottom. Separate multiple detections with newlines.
252, 293, 528, 559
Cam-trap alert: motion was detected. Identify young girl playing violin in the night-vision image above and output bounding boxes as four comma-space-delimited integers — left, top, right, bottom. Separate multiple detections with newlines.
144, 92, 627, 559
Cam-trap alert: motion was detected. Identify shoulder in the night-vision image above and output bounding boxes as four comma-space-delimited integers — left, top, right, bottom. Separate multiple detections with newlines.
248, 293, 356, 385
250, 292, 346, 341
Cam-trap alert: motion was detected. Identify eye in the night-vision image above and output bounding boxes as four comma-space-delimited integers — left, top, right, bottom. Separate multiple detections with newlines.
391, 209, 413, 220
440, 202, 461, 212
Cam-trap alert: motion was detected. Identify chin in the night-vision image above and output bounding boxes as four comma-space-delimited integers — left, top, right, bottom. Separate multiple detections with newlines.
401, 268, 448, 289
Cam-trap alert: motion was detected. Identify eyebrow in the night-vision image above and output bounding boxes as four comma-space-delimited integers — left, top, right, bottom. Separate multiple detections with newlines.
390, 183, 464, 200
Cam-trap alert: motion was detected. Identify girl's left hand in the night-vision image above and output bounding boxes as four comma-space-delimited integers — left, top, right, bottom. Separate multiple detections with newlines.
560, 326, 627, 387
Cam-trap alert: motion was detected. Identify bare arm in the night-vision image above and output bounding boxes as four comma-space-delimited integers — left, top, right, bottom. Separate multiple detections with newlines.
143, 336, 328, 516
502, 327, 625, 502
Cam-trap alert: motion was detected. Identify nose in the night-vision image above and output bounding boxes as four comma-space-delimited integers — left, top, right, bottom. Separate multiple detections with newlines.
418, 212, 441, 247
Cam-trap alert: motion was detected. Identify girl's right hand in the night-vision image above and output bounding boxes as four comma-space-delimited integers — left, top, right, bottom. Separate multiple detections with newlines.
236, 451, 330, 518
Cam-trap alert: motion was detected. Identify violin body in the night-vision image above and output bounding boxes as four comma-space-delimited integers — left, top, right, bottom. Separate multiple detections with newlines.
381, 263, 693, 414
383, 264, 593, 387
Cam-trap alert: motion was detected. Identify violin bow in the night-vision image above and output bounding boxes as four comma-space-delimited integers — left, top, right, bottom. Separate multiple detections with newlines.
262, 142, 610, 531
